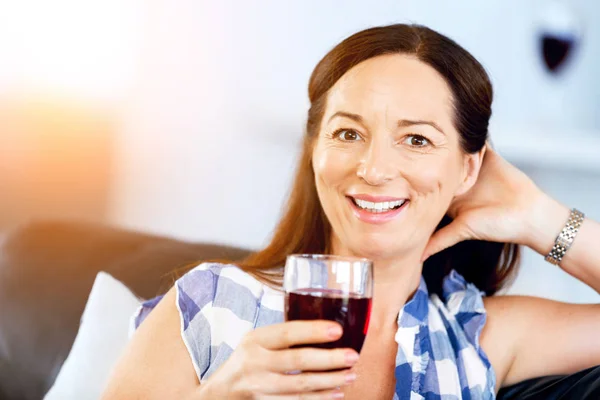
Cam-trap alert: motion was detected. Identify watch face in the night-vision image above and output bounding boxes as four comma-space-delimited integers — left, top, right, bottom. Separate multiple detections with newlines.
537, 1, 582, 75
556, 236, 571, 249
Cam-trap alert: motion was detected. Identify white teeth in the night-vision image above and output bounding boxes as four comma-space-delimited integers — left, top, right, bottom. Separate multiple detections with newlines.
353, 198, 406, 213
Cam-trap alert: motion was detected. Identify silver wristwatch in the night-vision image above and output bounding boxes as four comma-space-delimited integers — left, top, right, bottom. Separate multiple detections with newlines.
545, 208, 585, 266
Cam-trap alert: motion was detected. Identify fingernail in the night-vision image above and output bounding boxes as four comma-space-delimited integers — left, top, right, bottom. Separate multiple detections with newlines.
328, 325, 342, 338
345, 351, 359, 365
345, 372, 357, 383
332, 391, 345, 399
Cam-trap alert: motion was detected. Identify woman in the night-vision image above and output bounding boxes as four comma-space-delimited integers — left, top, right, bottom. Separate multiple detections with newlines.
103, 24, 600, 399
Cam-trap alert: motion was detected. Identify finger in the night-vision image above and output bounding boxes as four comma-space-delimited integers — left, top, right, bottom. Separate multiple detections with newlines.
421, 220, 467, 262
250, 320, 342, 350
270, 347, 359, 372
260, 389, 345, 399
267, 369, 356, 394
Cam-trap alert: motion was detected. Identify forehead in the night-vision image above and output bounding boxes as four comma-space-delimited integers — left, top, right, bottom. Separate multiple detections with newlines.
325, 54, 454, 125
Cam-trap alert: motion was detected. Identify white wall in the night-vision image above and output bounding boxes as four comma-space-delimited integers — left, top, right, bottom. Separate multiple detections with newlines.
109, 0, 600, 302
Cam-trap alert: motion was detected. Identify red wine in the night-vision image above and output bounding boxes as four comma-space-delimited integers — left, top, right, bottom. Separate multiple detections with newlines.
285, 289, 372, 353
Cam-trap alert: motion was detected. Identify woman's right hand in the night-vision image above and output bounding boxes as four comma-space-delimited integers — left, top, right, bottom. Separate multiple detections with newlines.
197, 320, 359, 399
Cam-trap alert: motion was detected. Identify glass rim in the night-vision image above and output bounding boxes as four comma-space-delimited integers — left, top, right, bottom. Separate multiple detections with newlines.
287, 253, 372, 264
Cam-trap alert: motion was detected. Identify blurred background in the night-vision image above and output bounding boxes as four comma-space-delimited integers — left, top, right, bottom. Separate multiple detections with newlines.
1, 0, 599, 302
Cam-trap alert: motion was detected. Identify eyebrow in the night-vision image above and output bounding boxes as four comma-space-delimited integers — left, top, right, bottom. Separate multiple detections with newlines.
397, 119, 446, 136
328, 111, 446, 136
328, 111, 364, 124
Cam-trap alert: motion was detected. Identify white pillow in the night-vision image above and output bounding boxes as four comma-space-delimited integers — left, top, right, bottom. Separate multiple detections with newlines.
44, 272, 142, 400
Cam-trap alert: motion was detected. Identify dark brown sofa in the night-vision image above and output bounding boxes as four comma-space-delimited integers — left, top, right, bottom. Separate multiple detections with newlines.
0, 221, 597, 399
0, 221, 250, 400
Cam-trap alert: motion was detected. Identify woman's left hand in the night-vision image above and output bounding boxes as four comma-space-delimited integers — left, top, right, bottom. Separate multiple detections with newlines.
422, 146, 565, 261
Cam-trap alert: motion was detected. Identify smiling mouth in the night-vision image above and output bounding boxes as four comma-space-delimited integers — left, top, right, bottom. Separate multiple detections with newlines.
348, 197, 408, 213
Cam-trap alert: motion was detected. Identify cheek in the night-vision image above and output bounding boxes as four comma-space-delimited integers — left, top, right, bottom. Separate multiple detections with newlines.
312, 146, 355, 190
401, 155, 462, 199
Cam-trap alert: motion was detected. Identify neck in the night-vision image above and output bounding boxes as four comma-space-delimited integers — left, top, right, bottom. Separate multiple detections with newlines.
370, 253, 423, 330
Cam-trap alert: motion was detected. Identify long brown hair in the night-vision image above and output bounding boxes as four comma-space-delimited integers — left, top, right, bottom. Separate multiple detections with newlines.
187, 24, 519, 296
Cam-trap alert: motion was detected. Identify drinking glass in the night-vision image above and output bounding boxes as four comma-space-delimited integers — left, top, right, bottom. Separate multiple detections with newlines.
283, 254, 373, 353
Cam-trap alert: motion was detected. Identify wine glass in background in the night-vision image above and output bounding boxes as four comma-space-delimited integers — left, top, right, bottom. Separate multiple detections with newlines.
538, 0, 582, 75
284, 254, 373, 353
534, 0, 585, 131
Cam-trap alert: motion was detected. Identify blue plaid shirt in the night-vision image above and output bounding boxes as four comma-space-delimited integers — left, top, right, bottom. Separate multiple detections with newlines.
135, 263, 495, 399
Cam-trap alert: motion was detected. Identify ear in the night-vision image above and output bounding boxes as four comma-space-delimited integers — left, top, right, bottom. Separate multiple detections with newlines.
454, 146, 486, 197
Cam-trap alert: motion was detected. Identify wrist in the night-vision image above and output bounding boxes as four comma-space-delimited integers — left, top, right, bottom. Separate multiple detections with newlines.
522, 191, 571, 255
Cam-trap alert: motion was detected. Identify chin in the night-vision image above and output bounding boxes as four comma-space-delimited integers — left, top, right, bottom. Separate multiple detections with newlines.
346, 235, 410, 261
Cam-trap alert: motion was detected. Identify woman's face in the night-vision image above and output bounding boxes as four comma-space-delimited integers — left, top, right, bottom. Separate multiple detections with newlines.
312, 54, 482, 261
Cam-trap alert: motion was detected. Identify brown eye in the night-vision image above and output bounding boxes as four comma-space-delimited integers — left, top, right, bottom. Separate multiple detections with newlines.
404, 135, 430, 147
334, 129, 361, 142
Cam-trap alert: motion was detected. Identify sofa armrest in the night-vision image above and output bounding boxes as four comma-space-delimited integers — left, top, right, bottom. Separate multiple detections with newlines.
497, 365, 600, 399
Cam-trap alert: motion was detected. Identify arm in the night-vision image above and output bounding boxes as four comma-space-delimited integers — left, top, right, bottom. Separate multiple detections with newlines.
485, 195, 600, 387
423, 147, 600, 388
524, 194, 600, 293
101, 284, 357, 399
103, 287, 255, 399
101, 287, 201, 399
482, 295, 600, 389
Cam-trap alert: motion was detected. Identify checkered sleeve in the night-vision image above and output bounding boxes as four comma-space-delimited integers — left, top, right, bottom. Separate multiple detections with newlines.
175, 263, 266, 382
175, 263, 218, 380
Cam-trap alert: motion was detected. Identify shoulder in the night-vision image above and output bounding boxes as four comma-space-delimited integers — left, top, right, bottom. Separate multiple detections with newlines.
176, 262, 269, 316
425, 271, 496, 394
175, 263, 276, 380
480, 294, 565, 389
132, 262, 249, 331
483, 293, 562, 316
177, 262, 285, 323
428, 270, 490, 357
482, 294, 565, 347
178, 261, 256, 284
435, 270, 488, 320
177, 262, 266, 297
483, 294, 600, 388
479, 295, 529, 386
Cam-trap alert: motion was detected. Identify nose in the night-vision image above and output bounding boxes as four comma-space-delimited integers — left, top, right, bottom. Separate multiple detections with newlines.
356, 138, 398, 186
